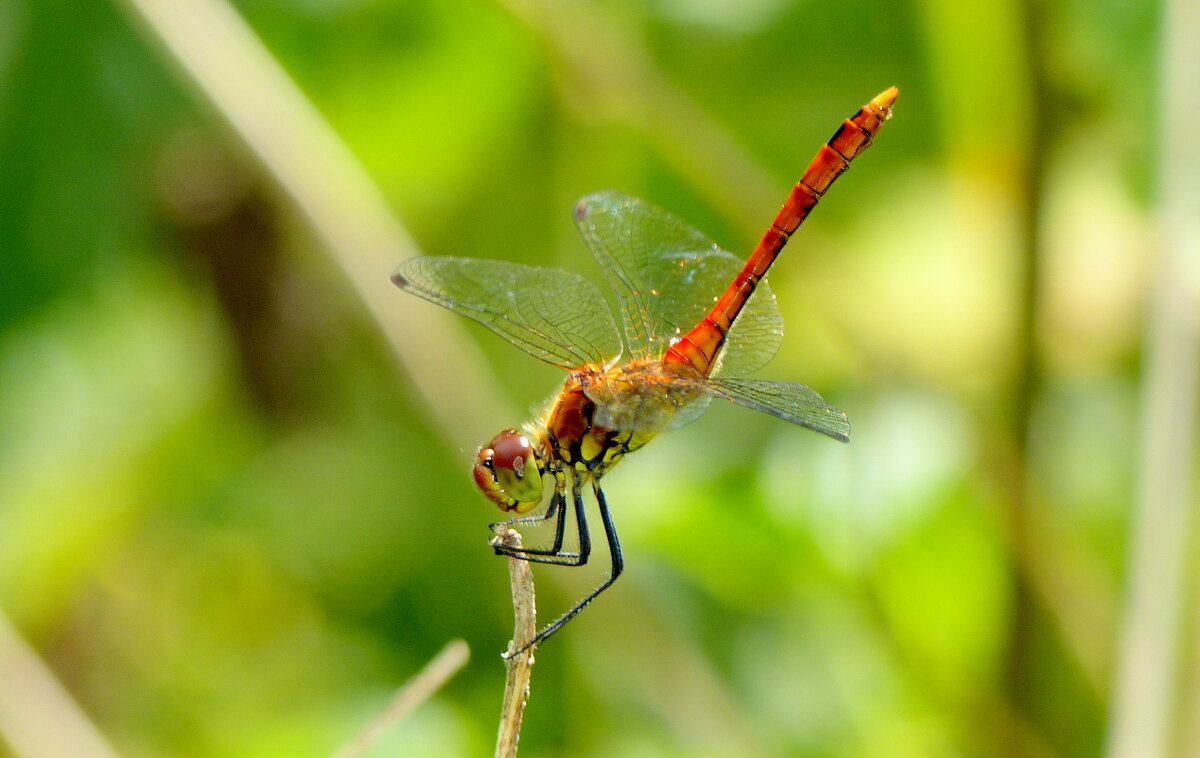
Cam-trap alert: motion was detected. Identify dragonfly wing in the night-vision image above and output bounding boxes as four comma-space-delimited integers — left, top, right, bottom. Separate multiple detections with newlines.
583, 367, 847, 440
710, 285, 783, 377
575, 192, 782, 371
583, 362, 710, 434
590, 385, 706, 434
699, 377, 850, 442
392, 257, 621, 370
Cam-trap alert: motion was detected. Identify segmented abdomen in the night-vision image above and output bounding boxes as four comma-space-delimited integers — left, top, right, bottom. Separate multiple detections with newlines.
665, 87, 898, 376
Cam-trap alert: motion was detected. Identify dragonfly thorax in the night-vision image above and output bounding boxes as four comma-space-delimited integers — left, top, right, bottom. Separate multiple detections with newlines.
543, 365, 666, 471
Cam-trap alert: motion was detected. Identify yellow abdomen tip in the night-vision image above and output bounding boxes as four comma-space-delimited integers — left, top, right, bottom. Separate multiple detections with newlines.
873, 86, 899, 110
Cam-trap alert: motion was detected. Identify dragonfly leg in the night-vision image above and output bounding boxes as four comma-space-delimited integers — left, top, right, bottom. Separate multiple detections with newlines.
507, 478, 623, 655
493, 472, 590, 565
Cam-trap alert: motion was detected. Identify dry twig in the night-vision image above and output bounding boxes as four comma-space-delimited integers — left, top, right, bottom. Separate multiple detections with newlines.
491, 526, 537, 758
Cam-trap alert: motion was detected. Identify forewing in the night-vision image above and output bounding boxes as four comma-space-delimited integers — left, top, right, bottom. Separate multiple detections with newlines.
391, 257, 621, 369
575, 191, 782, 369
700, 377, 850, 442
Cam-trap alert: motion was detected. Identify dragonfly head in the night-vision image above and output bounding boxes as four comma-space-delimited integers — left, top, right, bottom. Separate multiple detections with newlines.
473, 429, 545, 513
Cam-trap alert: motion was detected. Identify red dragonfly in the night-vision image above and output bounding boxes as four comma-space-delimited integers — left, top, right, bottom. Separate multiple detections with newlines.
392, 87, 896, 652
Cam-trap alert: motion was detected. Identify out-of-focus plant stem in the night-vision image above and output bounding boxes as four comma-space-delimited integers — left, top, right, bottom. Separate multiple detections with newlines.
1105, 0, 1200, 754
115, 0, 516, 452
0, 610, 123, 758
1001, 0, 1052, 750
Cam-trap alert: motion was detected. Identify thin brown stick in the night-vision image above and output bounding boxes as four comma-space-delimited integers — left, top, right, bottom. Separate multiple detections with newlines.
492, 526, 537, 758
329, 639, 470, 758
0, 610, 124, 758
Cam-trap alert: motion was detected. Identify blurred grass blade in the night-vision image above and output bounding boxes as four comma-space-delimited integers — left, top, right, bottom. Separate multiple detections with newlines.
1105, 0, 1200, 754
114, 0, 517, 449
330, 640, 470, 758
0, 611, 124, 758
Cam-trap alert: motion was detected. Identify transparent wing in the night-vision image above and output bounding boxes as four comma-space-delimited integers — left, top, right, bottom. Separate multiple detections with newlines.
710, 285, 783, 378
701, 377, 850, 441
585, 363, 707, 434
584, 364, 848, 441
391, 257, 621, 370
574, 191, 783, 372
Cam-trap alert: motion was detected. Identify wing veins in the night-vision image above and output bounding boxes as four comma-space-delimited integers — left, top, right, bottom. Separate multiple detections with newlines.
393, 258, 619, 369
705, 377, 850, 441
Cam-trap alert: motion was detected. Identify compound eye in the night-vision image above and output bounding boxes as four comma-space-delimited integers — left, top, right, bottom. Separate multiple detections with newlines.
472, 429, 543, 513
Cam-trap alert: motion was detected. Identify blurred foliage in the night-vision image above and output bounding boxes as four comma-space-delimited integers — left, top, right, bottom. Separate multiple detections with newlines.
0, 0, 1186, 757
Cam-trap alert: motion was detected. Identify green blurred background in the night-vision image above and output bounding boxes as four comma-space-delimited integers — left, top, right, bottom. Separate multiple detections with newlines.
1, 0, 1195, 756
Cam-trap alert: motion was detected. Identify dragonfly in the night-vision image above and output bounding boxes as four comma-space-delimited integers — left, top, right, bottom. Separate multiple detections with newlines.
392, 87, 897, 653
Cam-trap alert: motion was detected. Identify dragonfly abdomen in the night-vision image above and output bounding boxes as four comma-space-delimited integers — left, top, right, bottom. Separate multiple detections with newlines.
665, 87, 898, 376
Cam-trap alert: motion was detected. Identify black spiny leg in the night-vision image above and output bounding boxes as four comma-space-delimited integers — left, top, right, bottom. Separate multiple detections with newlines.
507, 476, 624, 655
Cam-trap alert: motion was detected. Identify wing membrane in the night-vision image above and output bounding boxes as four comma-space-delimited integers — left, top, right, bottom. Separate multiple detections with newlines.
585, 362, 711, 434
581, 361, 847, 441
392, 257, 621, 369
575, 192, 782, 372
587, 368, 849, 440
701, 377, 850, 441
710, 285, 783, 377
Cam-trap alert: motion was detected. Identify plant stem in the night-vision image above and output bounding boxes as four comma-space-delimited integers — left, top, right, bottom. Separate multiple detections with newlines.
1105, 0, 1200, 753
493, 527, 538, 758
115, 0, 517, 450
1001, 0, 1054, 750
